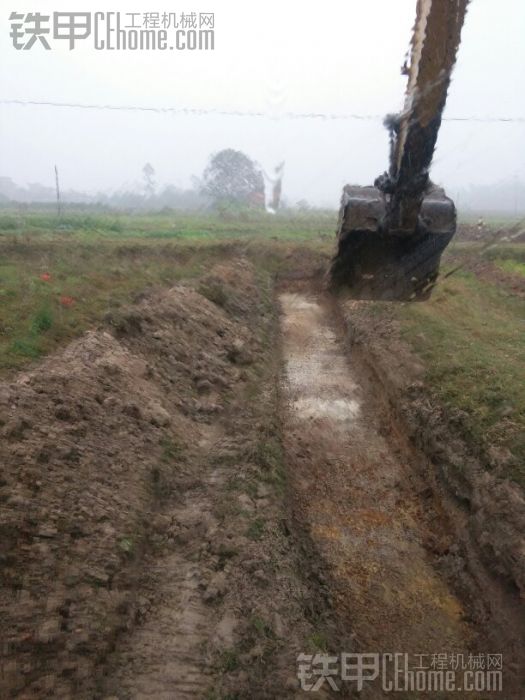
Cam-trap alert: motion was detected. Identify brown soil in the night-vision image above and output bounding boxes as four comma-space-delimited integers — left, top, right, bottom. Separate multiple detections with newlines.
456, 224, 487, 242
280, 292, 473, 660
1, 259, 332, 698
1, 251, 523, 698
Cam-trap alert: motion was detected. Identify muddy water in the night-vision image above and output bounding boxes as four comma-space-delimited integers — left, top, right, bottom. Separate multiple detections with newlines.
280, 292, 476, 694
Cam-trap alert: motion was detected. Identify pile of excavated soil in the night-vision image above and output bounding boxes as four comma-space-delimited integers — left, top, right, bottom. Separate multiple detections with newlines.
1, 259, 332, 698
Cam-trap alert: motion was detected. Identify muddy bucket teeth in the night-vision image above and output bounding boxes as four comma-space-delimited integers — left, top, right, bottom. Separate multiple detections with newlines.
328, 185, 456, 301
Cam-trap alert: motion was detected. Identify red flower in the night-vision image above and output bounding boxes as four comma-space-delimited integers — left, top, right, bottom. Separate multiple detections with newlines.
59, 296, 75, 307
40, 272, 52, 282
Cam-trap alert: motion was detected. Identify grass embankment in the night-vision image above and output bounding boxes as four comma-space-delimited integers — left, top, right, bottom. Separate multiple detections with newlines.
396, 258, 525, 487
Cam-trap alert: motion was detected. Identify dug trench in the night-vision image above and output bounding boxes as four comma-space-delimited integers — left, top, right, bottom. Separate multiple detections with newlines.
278, 280, 523, 697
0, 253, 523, 698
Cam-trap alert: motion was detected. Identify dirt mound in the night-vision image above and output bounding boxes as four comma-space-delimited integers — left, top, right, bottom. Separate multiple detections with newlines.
1, 258, 333, 698
0, 260, 253, 696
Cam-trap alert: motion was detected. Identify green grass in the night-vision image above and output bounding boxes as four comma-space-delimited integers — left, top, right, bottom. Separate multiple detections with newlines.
0, 239, 232, 373
246, 518, 265, 541
494, 258, 525, 277
482, 243, 525, 264
0, 211, 332, 376
31, 307, 53, 333
457, 213, 522, 229
250, 616, 275, 639
397, 269, 525, 486
217, 649, 240, 673
0, 209, 337, 242
307, 631, 329, 652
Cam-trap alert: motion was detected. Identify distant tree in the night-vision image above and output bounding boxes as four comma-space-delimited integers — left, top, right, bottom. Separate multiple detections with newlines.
296, 199, 311, 212
201, 149, 265, 208
142, 163, 156, 196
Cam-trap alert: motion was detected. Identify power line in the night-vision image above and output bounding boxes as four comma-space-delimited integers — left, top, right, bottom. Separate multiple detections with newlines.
0, 98, 524, 123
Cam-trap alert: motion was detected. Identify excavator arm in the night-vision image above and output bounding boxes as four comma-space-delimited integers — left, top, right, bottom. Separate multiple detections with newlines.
329, 0, 469, 300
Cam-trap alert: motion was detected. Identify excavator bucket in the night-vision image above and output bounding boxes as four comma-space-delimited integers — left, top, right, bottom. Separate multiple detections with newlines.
329, 184, 456, 300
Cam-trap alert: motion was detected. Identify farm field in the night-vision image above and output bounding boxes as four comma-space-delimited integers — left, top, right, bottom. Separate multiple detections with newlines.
1, 211, 524, 697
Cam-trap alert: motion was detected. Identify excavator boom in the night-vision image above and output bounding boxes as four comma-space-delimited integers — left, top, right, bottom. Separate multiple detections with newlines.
329, 0, 468, 300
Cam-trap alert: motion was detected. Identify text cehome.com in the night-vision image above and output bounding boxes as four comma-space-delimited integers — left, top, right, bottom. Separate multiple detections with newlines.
92, 14, 214, 51
9, 11, 215, 51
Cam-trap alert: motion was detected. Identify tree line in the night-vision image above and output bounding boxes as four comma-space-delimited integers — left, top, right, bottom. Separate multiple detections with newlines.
0, 149, 286, 212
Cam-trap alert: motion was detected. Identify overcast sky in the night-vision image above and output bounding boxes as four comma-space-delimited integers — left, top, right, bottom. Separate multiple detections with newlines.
1, 0, 524, 206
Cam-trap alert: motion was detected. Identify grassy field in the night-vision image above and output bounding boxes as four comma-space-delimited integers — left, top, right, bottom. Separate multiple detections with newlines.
0, 211, 335, 374
0, 239, 221, 372
0, 209, 337, 241
484, 244, 525, 277
1, 210, 523, 485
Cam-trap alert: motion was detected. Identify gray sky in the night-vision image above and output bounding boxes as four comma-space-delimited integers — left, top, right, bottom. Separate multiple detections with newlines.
1, 0, 524, 207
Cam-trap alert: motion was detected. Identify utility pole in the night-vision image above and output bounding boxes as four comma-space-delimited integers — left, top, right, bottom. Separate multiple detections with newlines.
55, 165, 62, 218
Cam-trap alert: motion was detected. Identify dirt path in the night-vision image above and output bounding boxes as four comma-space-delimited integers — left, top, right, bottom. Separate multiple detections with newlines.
280, 290, 482, 695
